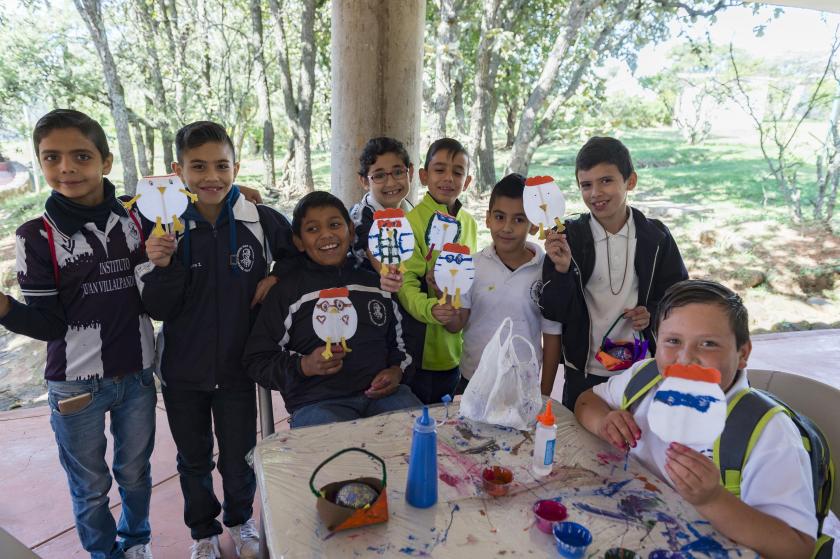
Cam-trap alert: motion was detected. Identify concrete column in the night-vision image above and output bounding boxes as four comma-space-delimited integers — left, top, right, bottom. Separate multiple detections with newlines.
330, 0, 425, 207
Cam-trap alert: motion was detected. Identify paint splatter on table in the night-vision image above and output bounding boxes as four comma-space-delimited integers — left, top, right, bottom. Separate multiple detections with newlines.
254, 402, 756, 558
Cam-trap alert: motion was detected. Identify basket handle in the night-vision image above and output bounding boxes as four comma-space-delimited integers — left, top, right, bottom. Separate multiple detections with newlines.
600, 313, 645, 347
309, 447, 387, 497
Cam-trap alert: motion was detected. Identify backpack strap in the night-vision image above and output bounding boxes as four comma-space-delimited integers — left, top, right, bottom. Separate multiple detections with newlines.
41, 217, 60, 287
620, 358, 661, 410
714, 388, 786, 498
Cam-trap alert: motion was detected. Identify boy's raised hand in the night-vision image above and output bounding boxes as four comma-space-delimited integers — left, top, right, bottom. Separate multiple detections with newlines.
251, 275, 279, 308
300, 345, 344, 376
597, 409, 642, 452
146, 234, 177, 268
379, 266, 403, 293
365, 366, 402, 399
624, 306, 650, 331
665, 442, 725, 507
431, 302, 458, 325
545, 230, 571, 273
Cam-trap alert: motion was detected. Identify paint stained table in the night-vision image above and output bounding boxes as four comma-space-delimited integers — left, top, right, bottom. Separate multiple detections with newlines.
253, 403, 755, 558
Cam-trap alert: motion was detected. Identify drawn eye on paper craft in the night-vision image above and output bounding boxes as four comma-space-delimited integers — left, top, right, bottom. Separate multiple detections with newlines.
367, 208, 415, 276
123, 174, 197, 237
433, 243, 474, 309
424, 211, 460, 261
312, 287, 358, 359
523, 176, 566, 239
648, 364, 726, 447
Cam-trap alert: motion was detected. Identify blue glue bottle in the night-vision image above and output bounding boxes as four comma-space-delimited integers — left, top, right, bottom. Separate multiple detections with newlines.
406, 406, 438, 508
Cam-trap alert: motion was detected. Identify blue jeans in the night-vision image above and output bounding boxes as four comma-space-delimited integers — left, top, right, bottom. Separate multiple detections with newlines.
161, 385, 257, 540
290, 385, 422, 428
408, 366, 460, 405
48, 368, 157, 559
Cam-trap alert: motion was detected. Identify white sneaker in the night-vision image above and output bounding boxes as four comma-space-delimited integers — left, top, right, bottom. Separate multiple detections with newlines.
124, 543, 153, 559
190, 535, 221, 559
228, 518, 260, 559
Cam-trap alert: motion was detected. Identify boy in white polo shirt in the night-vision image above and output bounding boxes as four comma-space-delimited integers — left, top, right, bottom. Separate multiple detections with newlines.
575, 280, 817, 559
541, 136, 687, 409
452, 174, 561, 394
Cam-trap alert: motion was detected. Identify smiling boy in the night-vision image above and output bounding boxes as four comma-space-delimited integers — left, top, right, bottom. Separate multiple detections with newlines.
540, 136, 687, 409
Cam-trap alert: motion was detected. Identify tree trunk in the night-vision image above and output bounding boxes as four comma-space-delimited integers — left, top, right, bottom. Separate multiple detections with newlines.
133, 122, 150, 176
144, 124, 155, 174
73, 0, 138, 194
453, 77, 467, 135
504, 97, 517, 149
250, 0, 276, 191
429, 0, 456, 141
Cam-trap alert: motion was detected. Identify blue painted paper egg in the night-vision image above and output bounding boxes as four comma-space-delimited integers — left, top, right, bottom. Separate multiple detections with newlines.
335, 482, 378, 509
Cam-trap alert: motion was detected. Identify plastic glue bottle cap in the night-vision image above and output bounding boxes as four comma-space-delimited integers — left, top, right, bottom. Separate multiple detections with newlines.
420, 406, 432, 426
537, 401, 555, 426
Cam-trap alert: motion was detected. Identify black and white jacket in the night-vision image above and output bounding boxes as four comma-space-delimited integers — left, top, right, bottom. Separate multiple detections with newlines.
243, 255, 412, 413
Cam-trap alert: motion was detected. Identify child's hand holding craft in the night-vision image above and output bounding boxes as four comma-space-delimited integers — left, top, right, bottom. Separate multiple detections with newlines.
665, 442, 725, 507
432, 303, 458, 326
623, 306, 650, 331
597, 409, 641, 452
545, 230, 571, 273
146, 234, 177, 268
301, 345, 344, 376
379, 267, 403, 293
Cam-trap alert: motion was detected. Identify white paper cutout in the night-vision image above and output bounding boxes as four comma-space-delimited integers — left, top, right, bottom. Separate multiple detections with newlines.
312, 287, 358, 359
367, 208, 415, 276
523, 176, 566, 239
425, 211, 459, 260
648, 364, 726, 447
125, 174, 196, 237
433, 243, 475, 309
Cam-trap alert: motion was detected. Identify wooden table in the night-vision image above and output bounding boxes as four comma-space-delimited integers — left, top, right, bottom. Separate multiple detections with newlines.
253, 402, 755, 558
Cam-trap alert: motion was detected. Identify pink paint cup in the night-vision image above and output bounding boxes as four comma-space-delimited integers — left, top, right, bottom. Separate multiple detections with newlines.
533, 499, 568, 534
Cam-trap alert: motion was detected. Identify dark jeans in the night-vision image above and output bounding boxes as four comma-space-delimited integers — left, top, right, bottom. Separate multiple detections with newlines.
408, 366, 460, 405
162, 385, 257, 540
290, 385, 422, 428
561, 369, 609, 411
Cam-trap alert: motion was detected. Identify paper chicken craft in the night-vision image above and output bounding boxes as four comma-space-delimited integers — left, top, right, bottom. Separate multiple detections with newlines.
433, 243, 475, 309
312, 288, 358, 359
123, 174, 197, 237
368, 209, 415, 276
523, 176, 566, 239
648, 364, 726, 447
424, 211, 460, 260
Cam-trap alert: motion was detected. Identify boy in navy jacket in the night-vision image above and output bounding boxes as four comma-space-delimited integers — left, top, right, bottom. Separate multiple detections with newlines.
540, 136, 687, 410
136, 122, 294, 559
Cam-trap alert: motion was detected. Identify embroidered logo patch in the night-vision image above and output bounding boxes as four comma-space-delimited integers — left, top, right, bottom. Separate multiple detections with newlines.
236, 245, 255, 272
529, 279, 543, 306
368, 299, 387, 326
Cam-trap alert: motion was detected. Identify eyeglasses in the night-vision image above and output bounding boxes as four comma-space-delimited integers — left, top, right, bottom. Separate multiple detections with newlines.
367, 167, 409, 184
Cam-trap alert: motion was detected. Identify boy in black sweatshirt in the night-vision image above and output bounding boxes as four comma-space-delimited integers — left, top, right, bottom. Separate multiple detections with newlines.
243, 191, 421, 428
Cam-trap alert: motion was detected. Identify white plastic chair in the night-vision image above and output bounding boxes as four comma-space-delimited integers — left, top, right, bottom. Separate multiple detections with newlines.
748, 368, 840, 517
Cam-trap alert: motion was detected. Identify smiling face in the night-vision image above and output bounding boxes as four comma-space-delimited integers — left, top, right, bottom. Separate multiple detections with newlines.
655, 302, 752, 393
419, 149, 472, 210
293, 205, 352, 267
576, 162, 637, 233
38, 128, 113, 207
358, 151, 412, 209
486, 195, 535, 255
172, 141, 239, 209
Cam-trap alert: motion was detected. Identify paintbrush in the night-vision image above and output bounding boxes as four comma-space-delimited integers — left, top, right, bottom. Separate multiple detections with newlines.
623, 442, 630, 471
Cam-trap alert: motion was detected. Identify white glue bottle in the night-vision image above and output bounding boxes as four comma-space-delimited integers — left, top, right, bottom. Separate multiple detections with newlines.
532, 401, 557, 477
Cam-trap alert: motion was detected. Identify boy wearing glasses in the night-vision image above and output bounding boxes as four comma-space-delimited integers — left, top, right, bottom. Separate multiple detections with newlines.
350, 137, 415, 271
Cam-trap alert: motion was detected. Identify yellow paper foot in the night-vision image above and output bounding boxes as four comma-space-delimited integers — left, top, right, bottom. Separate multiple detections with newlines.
152, 217, 166, 237
399, 262, 407, 274
438, 287, 448, 306
179, 188, 198, 203
538, 224, 546, 240
453, 288, 461, 309
171, 215, 184, 234
379, 264, 390, 277
554, 217, 565, 232
340, 337, 352, 353
121, 194, 141, 211
321, 337, 333, 360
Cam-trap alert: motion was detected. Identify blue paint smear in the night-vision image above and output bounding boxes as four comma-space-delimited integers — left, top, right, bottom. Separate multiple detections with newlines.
595, 478, 634, 497
573, 502, 632, 522
654, 390, 720, 412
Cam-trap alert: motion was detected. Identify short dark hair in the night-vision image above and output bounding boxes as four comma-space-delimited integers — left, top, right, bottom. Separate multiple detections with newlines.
292, 191, 352, 236
175, 121, 236, 163
575, 136, 634, 182
656, 279, 750, 348
33, 109, 110, 159
489, 173, 525, 210
423, 137, 470, 170
358, 137, 411, 177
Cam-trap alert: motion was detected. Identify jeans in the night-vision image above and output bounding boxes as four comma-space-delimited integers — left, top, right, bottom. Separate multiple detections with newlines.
161, 385, 257, 540
47, 368, 157, 559
290, 385, 422, 428
561, 369, 609, 411
408, 366, 460, 405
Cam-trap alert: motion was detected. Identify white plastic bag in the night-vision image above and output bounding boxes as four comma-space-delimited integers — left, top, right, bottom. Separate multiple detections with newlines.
460, 317, 542, 430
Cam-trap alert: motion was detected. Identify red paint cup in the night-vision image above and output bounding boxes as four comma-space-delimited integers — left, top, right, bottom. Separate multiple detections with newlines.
481, 466, 513, 497
533, 499, 568, 534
